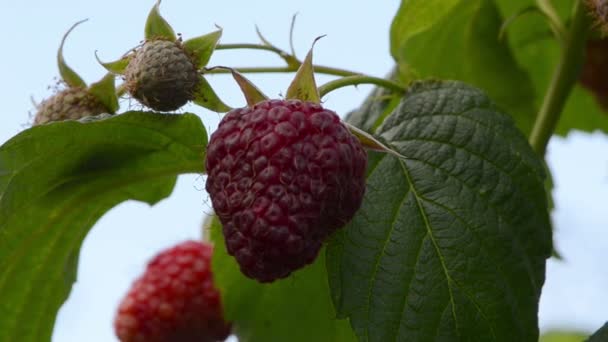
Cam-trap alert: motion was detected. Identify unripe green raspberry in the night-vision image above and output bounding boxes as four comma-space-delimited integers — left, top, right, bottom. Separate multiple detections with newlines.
125, 39, 199, 111
34, 87, 108, 125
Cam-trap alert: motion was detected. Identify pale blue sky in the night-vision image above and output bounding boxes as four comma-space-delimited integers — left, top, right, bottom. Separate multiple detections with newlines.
0, 1, 606, 341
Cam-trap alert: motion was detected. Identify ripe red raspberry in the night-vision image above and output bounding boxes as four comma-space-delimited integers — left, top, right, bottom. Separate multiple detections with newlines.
114, 241, 231, 342
206, 99, 367, 282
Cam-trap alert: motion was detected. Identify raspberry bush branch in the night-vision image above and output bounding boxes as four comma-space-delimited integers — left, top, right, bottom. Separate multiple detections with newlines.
529, 0, 592, 156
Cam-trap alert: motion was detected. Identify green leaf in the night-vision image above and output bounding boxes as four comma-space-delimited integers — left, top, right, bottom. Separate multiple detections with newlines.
390, 0, 537, 135
495, 0, 608, 135
192, 76, 232, 112
87, 73, 119, 113
0, 111, 207, 341
588, 323, 608, 342
493, 0, 570, 100
328, 81, 551, 341
210, 217, 357, 342
183, 29, 222, 69
57, 20, 87, 88
144, 0, 176, 41
95, 53, 131, 75
286, 39, 321, 103
390, 0, 461, 61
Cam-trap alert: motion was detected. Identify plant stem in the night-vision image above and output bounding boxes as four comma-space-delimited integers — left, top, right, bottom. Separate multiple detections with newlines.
214, 43, 359, 77
215, 43, 283, 54
318, 75, 406, 98
536, 0, 568, 42
204, 64, 361, 78
529, 0, 591, 156
213, 42, 406, 96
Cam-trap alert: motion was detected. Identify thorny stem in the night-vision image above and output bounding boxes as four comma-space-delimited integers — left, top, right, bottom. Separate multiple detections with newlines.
529, 0, 591, 156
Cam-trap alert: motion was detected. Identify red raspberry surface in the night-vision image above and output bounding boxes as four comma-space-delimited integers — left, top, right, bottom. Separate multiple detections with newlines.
206, 99, 367, 282
114, 241, 231, 342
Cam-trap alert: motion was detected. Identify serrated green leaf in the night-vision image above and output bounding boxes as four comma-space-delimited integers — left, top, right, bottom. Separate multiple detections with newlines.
87, 73, 119, 113
210, 217, 357, 342
229, 69, 268, 106
96, 53, 131, 75
183, 29, 222, 69
144, 0, 176, 41
192, 76, 232, 112
0, 111, 207, 342
57, 20, 87, 88
391, 0, 537, 135
286, 39, 321, 103
327, 81, 551, 341
588, 322, 608, 342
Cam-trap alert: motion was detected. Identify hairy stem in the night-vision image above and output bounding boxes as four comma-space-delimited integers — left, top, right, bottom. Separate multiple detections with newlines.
318, 75, 406, 98
529, 0, 591, 156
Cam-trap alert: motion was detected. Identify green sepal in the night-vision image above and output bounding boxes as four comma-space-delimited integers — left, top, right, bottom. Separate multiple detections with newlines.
95, 52, 131, 75
87, 73, 119, 113
183, 29, 222, 69
58, 20, 87, 88
286, 38, 322, 103
192, 76, 232, 112
344, 122, 404, 159
255, 25, 274, 47
116, 83, 127, 97
229, 69, 268, 106
255, 25, 299, 67
144, 0, 176, 41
